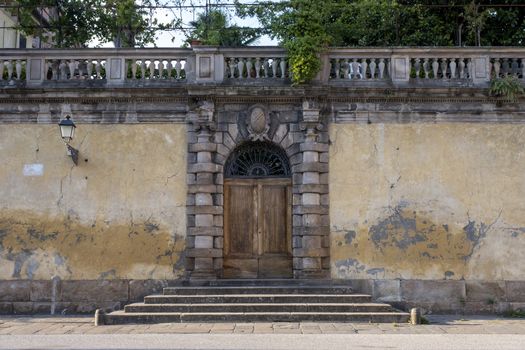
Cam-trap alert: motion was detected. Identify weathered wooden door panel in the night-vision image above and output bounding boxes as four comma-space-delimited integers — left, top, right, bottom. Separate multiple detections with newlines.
224, 178, 292, 278
224, 181, 256, 257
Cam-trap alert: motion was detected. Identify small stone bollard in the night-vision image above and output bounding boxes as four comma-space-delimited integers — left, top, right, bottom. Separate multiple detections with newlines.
94, 309, 105, 326
410, 308, 421, 325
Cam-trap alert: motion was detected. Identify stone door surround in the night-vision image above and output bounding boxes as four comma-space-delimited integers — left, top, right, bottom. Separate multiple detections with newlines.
185, 99, 330, 279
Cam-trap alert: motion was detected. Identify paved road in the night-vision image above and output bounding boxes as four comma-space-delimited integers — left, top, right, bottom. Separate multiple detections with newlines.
1, 333, 525, 350
0, 315, 524, 350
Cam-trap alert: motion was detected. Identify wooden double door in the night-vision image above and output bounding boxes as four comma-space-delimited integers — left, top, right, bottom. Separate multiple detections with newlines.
223, 178, 292, 278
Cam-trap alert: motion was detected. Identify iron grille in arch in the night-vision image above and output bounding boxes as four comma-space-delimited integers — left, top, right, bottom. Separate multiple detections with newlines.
225, 142, 291, 178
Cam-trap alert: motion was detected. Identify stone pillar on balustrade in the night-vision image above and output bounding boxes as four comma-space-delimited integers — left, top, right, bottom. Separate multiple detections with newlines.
185, 99, 223, 280
293, 100, 330, 279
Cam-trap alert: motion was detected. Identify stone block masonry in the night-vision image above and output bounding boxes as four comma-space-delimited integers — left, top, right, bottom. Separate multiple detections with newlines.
1, 46, 525, 314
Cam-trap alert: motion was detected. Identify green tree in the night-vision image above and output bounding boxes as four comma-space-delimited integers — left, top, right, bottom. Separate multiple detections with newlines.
237, 0, 525, 84
13, 0, 175, 48
185, 9, 260, 47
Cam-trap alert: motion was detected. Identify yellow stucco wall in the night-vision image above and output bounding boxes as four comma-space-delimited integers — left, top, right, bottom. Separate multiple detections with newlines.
330, 123, 525, 281
0, 124, 187, 280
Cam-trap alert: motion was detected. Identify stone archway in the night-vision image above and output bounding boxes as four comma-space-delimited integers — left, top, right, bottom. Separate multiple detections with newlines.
223, 141, 293, 278
185, 100, 330, 280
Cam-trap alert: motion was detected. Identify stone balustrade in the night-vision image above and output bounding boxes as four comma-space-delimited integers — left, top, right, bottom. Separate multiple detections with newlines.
1, 47, 524, 87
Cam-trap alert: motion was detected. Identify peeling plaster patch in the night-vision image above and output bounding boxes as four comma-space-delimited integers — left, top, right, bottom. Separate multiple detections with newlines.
99, 269, 116, 279
369, 205, 423, 250
10, 251, 31, 278
23, 164, 44, 176
344, 230, 356, 245
0, 210, 185, 280
331, 204, 504, 280
145, 222, 159, 233
335, 258, 367, 275
366, 268, 385, 276
54, 254, 65, 266
510, 228, 525, 238
26, 258, 40, 279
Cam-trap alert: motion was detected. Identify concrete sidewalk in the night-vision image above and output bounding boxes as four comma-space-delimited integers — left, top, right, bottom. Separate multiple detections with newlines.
0, 315, 524, 335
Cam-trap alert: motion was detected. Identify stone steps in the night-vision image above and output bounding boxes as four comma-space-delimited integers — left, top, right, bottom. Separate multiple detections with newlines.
101, 282, 410, 325
105, 311, 410, 324
144, 294, 373, 304
125, 302, 394, 313
163, 286, 355, 295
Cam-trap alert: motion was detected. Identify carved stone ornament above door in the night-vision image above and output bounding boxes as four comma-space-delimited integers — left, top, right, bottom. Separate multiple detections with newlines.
246, 106, 270, 141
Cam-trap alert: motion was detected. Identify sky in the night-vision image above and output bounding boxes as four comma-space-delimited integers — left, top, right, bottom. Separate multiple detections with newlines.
95, 0, 279, 47
153, 0, 279, 47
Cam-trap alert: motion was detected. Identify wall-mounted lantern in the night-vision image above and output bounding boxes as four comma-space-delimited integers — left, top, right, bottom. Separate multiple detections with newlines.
58, 115, 79, 165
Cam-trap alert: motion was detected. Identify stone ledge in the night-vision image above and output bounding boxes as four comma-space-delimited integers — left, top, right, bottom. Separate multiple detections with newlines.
187, 163, 222, 174
187, 185, 220, 194
293, 226, 330, 236
293, 205, 329, 215
186, 248, 223, 258
293, 247, 330, 258
300, 143, 329, 152
187, 227, 224, 236
187, 206, 223, 215
293, 184, 329, 194
292, 163, 329, 173
189, 143, 218, 153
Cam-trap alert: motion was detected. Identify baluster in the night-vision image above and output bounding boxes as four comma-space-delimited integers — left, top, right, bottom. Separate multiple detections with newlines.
440, 58, 448, 79
238, 58, 246, 78
149, 60, 155, 79
78, 60, 86, 78
67, 60, 76, 79
521, 58, 525, 79
334, 59, 341, 79
422, 58, 429, 79
502, 58, 510, 76
131, 59, 137, 79
175, 60, 182, 79
140, 59, 146, 79
369, 59, 377, 79
458, 58, 465, 79
166, 58, 173, 80
511, 58, 519, 77
493, 59, 501, 78
5, 60, 13, 80
378, 58, 385, 79
246, 58, 253, 78
86, 59, 93, 79
15, 60, 22, 80
51, 60, 59, 80
228, 58, 235, 79
263, 58, 269, 78
353, 58, 361, 79
0, 60, 4, 80
280, 58, 286, 79
361, 59, 368, 80
467, 59, 473, 79
255, 58, 261, 79
58, 60, 67, 80
271, 58, 278, 78
158, 60, 165, 78
449, 58, 457, 79
414, 58, 421, 79
95, 60, 102, 79
341, 59, 349, 79
431, 59, 439, 79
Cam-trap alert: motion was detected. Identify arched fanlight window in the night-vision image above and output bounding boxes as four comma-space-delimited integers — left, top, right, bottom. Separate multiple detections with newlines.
225, 142, 291, 178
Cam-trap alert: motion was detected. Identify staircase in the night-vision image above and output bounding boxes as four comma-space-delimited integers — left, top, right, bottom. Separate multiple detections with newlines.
102, 280, 409, 325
